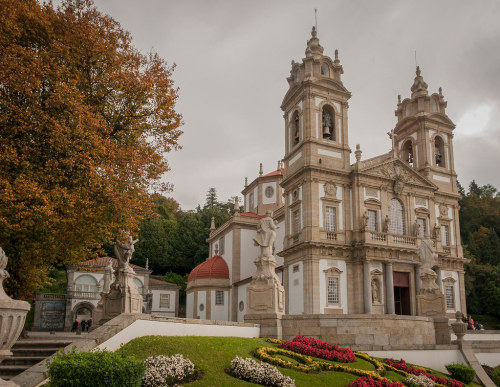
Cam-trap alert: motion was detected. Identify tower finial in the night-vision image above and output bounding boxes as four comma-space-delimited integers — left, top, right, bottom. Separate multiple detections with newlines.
311, 25, 317, 38
335, 49, 339, 61
355, 144, 362, 163
439, 87, 443, 96
210, 216, 216, 232
314, 8, 318, 32
234, 196, 240, 215
244, 177, 248, 187
398, 94, 401, 104
259, 163, 263, 176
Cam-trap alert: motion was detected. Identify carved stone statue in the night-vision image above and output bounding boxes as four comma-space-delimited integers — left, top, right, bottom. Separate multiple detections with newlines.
246, 211, 285, 318
253, 211, 278, 258
371, 279, 380, 304
361, 211, 369, 231
417, 237, 445, 316
102, 260, 113, 293
413, 219, 421, 237
433, 224, 441, 241
114, 234, 139, 270
383, 215, 390, 233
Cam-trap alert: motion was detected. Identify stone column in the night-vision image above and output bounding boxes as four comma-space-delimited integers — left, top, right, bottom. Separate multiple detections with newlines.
415, 265, 421, 295
385, 263, 395, 314
363, 261, 372, 314
436, 267, 444, 293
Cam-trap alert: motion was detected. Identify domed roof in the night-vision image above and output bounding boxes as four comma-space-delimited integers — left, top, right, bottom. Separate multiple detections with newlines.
188, 255, 229, 281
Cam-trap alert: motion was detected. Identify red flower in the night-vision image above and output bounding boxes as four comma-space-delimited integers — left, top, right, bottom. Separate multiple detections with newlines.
348, 377, 403, 387
384, 359, 463, 387
279, 335, 355, 363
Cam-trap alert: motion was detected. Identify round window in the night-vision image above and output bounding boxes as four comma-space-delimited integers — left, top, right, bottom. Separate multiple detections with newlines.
199, 304, 204, 312
265, 186, 274, 198
239, 301, 244, 312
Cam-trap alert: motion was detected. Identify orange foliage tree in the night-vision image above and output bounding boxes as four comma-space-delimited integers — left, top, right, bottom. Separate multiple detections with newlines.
0, 0, 182, 296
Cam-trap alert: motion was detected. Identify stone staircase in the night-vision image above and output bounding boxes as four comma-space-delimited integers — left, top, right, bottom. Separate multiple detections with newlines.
0, 339, 73, 381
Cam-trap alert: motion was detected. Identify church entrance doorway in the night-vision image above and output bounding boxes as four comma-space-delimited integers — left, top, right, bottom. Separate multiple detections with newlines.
393, 272, 411, 315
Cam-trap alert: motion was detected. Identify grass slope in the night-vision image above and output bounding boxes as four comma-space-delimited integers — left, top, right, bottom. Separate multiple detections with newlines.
119, 336, 480, 387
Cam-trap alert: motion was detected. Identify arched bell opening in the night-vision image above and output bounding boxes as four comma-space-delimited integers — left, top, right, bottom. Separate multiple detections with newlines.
321, 106, 335, 141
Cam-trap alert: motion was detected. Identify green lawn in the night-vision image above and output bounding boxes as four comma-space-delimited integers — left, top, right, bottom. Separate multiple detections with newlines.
117, 336, 478, 387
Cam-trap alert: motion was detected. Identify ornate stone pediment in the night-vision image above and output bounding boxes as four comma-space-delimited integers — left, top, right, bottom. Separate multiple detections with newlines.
360, 159, 437, 191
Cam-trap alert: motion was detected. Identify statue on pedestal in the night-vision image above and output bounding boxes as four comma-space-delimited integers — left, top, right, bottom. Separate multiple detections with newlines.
93, 234, 143, 325
416, 237, 445, 316
246, 211, 285, 316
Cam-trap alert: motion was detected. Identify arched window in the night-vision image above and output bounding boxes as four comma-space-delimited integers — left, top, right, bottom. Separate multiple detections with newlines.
75, 275, 98, 292
133, 278, 143, 295
402, 140, 413, 167
321, 62, 330, 76
390, 198, 405, 235
321, 106, 335, 141
434, 136, 445, 168
431, 98, 438, 112
292, 111, 300, 145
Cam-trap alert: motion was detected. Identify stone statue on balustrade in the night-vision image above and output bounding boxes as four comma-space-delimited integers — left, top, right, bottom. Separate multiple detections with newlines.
246, 211, 285, 316
416, 236, 445, 316
382, 215, 390, 233
94, 233, 143, 325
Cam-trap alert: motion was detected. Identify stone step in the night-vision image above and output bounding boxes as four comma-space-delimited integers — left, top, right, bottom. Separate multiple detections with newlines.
1, 356, 46, 366
11, 347, 66, 358
0, 365, 31, 379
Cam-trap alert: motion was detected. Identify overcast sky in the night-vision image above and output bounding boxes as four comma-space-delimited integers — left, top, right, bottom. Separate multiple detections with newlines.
90, 0, 500, 210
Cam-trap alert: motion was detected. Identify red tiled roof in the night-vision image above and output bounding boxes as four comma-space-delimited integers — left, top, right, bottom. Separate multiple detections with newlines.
149, 277, 176, 286
239, 212, 266, 218
263, 168, 284, 177
188, 255, 229, 281
78, 257, 143, 270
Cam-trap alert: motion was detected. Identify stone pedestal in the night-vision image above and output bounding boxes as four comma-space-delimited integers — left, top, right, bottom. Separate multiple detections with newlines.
246, 277, 284, 315
433, 316, 451, 345
417, 271, 445, 317
93, 267, 142, 325
245, 313, 283, 339
0, 247, 30, 386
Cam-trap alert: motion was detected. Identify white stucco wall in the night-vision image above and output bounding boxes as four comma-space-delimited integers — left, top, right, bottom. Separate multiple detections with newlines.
150, 289, 176, 316
210, 290, 229, 321
240, 229, 260, 280
197, 291, 206, 320
319, 259, 348, 313
262, 182, 277, 205
97, 319, 260, 351
366, 350, 466, 374
288, 261, 304, 315
237, 282, 249, 323
221, 230, 233, 281
475, 353, 500, 367
186, 292, 194, 318
275, 220, 285, 267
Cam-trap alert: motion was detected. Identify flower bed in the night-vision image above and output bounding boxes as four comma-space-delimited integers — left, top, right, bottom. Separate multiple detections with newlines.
230, 356, 295, 387
384, 359, 463, 387
348, 376, 404, 387
279, 335, 355, 363
405, 373, 434, 387
142, 354, 197, 387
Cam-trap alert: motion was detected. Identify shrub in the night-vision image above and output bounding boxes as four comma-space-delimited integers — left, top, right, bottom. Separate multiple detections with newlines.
489, 365, 500, 386
445, 363, 476, 384
230, 356, 295, 387
142, 354, 197, 387
47, 348, 144, 387
347, 376, 403, 387
405, 373, 434, 387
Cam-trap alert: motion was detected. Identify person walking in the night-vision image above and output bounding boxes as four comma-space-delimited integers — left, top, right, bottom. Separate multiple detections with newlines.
86, 319, 92, 332
71, 320, 79, 332
81, 320, 87, 333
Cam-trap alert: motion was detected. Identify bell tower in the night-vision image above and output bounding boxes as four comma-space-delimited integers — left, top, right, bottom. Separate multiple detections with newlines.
280, 27, 353, 314
393, 67, 459, 194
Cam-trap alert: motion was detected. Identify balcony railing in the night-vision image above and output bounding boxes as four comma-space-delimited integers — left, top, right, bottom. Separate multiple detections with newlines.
67, 290, 101, 300
363, 231, 417, 247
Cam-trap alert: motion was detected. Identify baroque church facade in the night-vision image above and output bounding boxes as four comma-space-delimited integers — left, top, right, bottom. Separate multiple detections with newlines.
186, 27, 467, 322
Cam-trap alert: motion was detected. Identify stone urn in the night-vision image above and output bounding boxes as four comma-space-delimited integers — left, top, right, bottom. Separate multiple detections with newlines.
0, 247, 30, 363
451, 310, 467, 342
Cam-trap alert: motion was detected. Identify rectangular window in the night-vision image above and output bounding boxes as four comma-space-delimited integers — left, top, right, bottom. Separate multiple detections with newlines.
325, 206, 336, 232
327, 277, 339, 304
249, 193, 254, 210
445, 285, 454, 308
441, 225, 450, 246
215, 290, 224, 305
159, 293, 170, 308
293, 210, 300, 234
219, 236, 225, 255
417, 218, 426, 238
368, 210, 377, 231
292, 264, 299, 273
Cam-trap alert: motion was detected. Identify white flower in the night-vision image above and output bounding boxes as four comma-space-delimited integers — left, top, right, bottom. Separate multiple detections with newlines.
230, 356, 295, 387
142, 354, 196, 387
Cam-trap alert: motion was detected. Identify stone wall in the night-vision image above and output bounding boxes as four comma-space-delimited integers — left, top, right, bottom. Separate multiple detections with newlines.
282, 314, 438, 351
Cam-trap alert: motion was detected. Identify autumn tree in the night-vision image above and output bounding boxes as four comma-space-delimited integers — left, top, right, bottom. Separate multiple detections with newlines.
0, 0, 182, 296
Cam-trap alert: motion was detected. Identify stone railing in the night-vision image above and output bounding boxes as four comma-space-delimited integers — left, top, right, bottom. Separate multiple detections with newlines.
363, 231, 417, 247
67, 290, 101, 299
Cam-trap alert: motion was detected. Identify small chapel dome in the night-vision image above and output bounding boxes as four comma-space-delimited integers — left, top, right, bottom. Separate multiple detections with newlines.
188, 255, 229, 281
